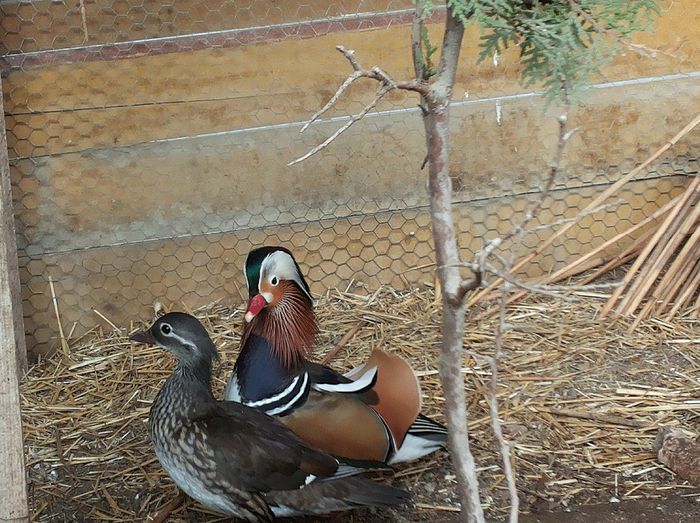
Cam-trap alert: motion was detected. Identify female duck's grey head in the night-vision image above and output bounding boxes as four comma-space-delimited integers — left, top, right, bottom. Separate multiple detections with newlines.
130, 312, 219, 368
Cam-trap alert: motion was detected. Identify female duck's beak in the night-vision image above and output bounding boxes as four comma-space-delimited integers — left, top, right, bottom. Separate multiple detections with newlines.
245, 294, 268, 323
129, 329, 156, 345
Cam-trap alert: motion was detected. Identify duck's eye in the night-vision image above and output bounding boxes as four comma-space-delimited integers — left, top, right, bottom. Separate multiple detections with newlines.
270, 276, 279, 286
160, 323, 172, 335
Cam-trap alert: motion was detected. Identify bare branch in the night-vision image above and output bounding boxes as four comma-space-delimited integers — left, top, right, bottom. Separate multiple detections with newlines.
424, 6, 483, 521
300, 70, 363, 133
412, 5, 426, 81
490, 285, 519, 523
412, 1, 436, 83
433, 6, 465, 98
339, 45, 363, 71
288, 83, 393, 166
290, 45, 429, 166
519, 115, 570, 244
483, 263, 575, 300
455, 267, 483, 303
470, 261, 621, 300
420, 153, 429, 170
474, 112, 574, 276
332, 46, 429, 92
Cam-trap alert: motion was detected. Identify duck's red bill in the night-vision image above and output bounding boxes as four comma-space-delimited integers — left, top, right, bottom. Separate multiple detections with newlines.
245, 294, 267, 322
129, 330, 156, 345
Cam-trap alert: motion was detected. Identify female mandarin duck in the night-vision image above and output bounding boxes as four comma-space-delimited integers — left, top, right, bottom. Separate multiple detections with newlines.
225, 246, 447, 465
130, 312, 408, 522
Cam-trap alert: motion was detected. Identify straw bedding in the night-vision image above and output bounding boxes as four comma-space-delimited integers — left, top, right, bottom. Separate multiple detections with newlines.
21, 284, 700, 521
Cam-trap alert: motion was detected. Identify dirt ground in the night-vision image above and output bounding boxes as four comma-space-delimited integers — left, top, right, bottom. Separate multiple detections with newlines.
521, 497, 700, 523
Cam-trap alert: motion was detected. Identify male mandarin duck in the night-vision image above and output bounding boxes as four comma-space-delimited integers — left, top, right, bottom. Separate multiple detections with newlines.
130, 312, 409, 522
225, 246, 448, 465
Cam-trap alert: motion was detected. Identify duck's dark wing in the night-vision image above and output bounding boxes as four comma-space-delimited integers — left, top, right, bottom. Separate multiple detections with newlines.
264, 475, 410, 517
191, 400, 339, 494
307, 361, 379, 400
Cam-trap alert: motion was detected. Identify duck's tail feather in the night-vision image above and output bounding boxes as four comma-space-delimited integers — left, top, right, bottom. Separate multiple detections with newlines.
335, 456, 393, 478
388, 414, 448, 465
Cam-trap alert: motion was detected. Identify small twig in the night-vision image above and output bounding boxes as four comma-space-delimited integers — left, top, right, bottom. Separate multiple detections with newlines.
299, 70, 363, 133
320, 322, 364, 364
456, 269, 482, 303
93, 309, 121, 332
481, 264, 575, 301
290, 45, 429, 166
467, 113, 574, 306
490, 284, 519, 523
420, 153, 429, 170
450, 256, 621, 303
478, 114, 573, 270
541, 407, 647, 428
48, 275, 70, 359
339, 45, 363, 71
79, 0, 89, 43
289, 83, 393, 166
412, 5, 427, 82
151, 492, 186, 523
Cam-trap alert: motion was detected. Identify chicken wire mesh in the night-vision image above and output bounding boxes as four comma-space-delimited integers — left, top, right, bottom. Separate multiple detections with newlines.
1, 0, 699, 355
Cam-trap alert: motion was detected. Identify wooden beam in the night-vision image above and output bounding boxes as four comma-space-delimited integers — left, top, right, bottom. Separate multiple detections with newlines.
0, 76, 29, 522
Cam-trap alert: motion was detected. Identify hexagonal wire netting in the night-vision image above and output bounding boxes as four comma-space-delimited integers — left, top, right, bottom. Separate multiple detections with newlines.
1, 0, 698, 354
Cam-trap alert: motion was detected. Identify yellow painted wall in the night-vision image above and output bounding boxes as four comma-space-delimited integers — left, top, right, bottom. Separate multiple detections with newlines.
2, 0, 699, 354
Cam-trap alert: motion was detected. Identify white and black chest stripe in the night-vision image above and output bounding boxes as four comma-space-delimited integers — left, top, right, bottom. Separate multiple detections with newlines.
226, 371, 311, 417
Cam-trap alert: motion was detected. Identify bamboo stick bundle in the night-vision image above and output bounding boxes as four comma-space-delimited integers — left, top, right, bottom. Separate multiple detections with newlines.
610, 178, 700, 315
631, 212, 700, 325
547, 195, 680, 283
600, 176, 700, 317
692, 273, 700, 317
466, 113, 700, 310
665, 256, 700, 320
577, 234, 649, 286
468, 113, 700, 324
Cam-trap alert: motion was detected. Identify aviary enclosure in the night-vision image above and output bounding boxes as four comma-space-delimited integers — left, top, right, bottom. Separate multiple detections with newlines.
0, 0, 698, 521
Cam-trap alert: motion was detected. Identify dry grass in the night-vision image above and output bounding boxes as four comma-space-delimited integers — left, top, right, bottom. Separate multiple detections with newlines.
21, 284, 700, 521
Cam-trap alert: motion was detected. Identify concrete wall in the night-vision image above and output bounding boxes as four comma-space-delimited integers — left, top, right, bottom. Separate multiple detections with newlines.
2, 0, 699, 355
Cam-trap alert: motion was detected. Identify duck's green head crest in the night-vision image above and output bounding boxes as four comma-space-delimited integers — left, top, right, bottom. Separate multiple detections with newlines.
244, 247, 269, 296
244, 246, 312, 300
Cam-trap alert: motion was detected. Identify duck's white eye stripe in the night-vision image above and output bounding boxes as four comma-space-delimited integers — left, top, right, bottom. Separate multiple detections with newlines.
168, 331, 198, 352
259, 250, 312, 300
260, 253, 276, 294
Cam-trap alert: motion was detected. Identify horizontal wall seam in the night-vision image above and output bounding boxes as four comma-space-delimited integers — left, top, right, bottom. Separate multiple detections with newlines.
15, 171, 692, 260
0, 7, 443, 73
7, 70, 700, 162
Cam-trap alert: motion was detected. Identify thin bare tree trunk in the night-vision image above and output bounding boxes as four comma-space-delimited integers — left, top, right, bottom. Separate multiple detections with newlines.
419, 8, 485, 522
423, 109, 485, 523
294, 5, 490, 519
